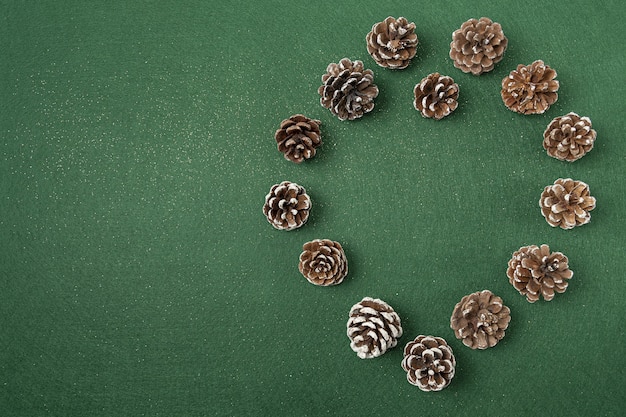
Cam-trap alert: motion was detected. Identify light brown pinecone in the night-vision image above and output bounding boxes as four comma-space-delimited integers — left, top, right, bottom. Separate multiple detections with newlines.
318, 58, 379, 121
450, 290, 511, 350
507, 244, 573, 303
540, 178, 596, 229
262, 181, 311, 231
298, 239, 348, 286
347, 297, 402, 359
501, 60, 559, 114
450, 17, 508, 75
275, 115, 322, 164
543, 112, 596, 162
413, 73, 459, 120
401, 335, 456, 392
366, 16, 418, 69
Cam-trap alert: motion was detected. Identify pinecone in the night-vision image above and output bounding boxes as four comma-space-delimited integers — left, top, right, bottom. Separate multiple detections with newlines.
450, 17, 508, 75
298, 239, 348, 286
539, 178, 596, 229
413, 73, 459, 120
543, 112, 597, 162
501, 60, 559, 114
347, 297, 402, 359
318, 58, 379, 121
275, 115, 322, 164
366, 16, 418, 70
507, 244, 573, 303
450, 290, 511, 350
401, 335, 456, 392
262, 181, 311, 231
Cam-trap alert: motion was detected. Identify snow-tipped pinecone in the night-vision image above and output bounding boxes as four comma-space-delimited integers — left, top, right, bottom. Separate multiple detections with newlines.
543, 112, 597, 162
501, 60, 559, 114
413, 73, 459, 120
539, 178, 596, 229
275, 115, 322, 163
318, 58, 379, 121
450, 290, 511, 350
347, 297, 402, 359
507, 244, 573, 302
366, 16, 418, 69
450, 17, 508, 75
298, 239, 348, 286
401, 335, 456, 392
262, 181, 311, 231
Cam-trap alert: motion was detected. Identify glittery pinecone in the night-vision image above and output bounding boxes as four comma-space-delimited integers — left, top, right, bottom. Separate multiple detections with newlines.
347, 297, 402, 359
543, 112, 597, 162
401, 335, 456, 392
318, 58, 379, 121
298, 239, 348, 286
366, 16, 418, 69
262, 181, 311, 231
450, 290, 511, 350
275, 115, 322, 163
501, 60, 559, 114
413, 73, 459, 120
450, 17, 508, 75
507, 244, 573, 303
539, 178, 596, 229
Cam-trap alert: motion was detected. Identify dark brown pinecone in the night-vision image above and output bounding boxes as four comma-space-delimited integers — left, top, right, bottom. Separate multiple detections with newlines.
450, 17, 508, 75
318, 58, 379, 121
539, 178, 596, 229
450, 290, 511, 350
366, 16, 418, 69
401, 335, 456, 392
262, 181, 311, 231
347, 297, 402, 359
298, 239, 348, 286
543, 112, 597, 162
275, 115, 322, 164
501, 60, 559, 114
413, 73, 459, 119
507, 244, 573, 303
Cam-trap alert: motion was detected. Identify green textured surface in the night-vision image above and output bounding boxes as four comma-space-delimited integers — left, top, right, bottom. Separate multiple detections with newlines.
1, 1, 625, 416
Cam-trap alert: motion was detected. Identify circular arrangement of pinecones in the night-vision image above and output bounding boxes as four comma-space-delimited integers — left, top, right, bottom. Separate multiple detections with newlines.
539, 178, 596, 229
298, 239, 348, 286
501, 60, 559, 114
262, 181, 311, 231
318, 58, 379, 121
401, 335, 456, 391
347, 297, 403, 359
413, 72, 459, 119
262, 16, 601, 392
450, 17, 507, 75
366, 16, 418, 69
450, 290, 511, 350
507, 244, 573, 303
543, 112, 597, 162
275, 114, 322, 164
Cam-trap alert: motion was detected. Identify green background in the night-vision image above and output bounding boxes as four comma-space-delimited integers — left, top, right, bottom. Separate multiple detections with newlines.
2, 0, 625, 416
